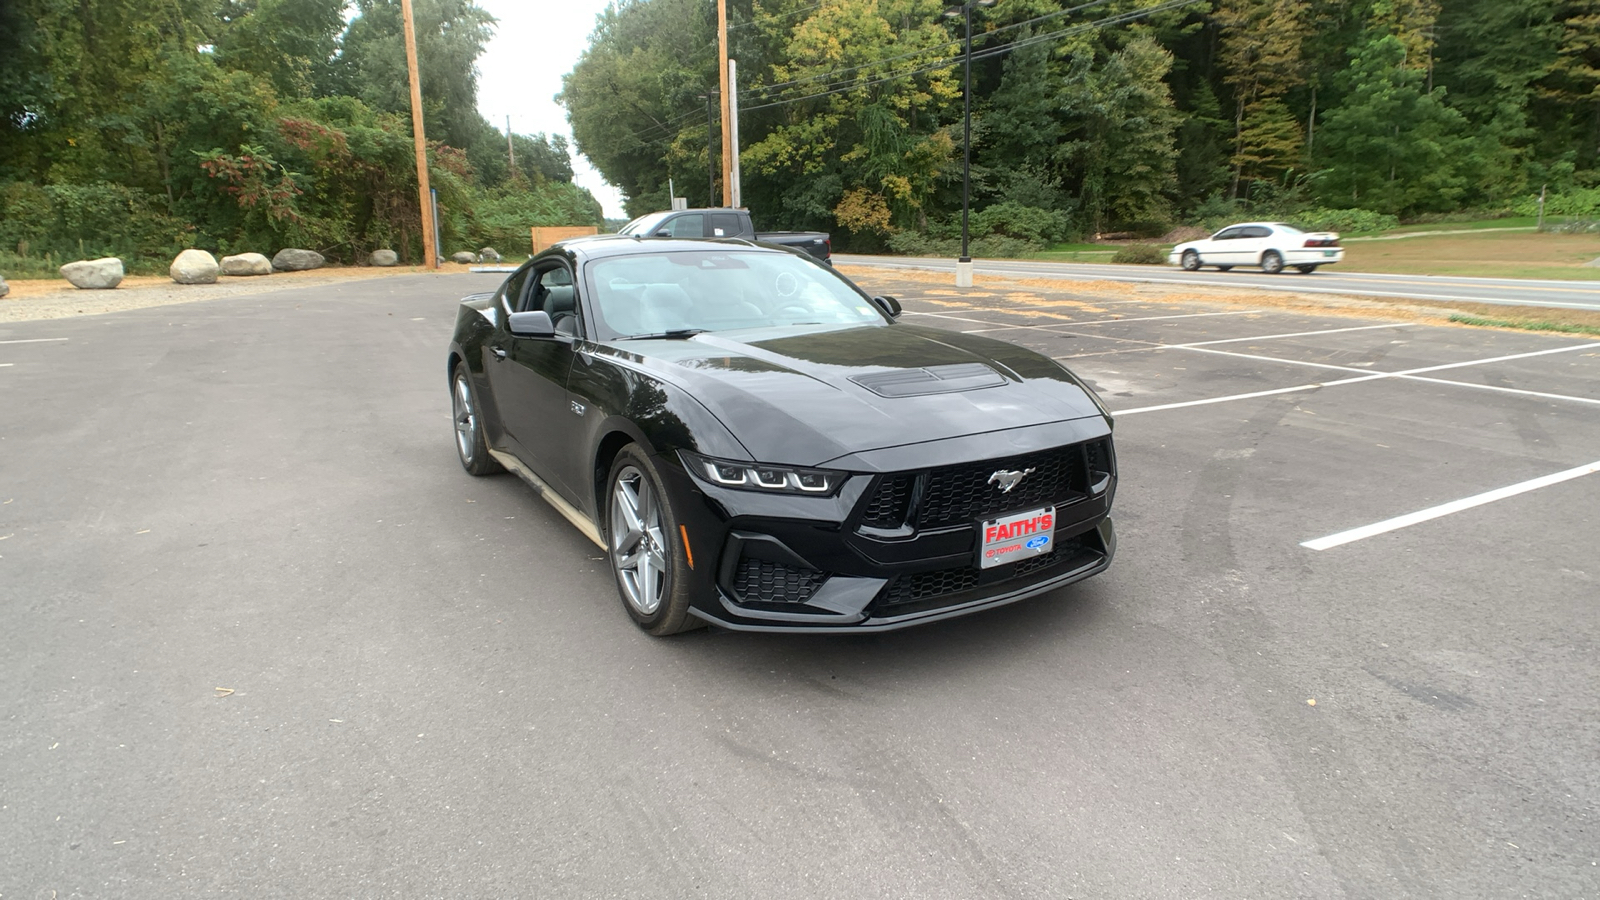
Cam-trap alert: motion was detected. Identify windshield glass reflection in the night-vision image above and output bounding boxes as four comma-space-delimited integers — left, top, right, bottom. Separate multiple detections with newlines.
588, 250, 886, 339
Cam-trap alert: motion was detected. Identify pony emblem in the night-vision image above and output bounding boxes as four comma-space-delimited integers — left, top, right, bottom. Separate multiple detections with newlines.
987, 467, 1036, 494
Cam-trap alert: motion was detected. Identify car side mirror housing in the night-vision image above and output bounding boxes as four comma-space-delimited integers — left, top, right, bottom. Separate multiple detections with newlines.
507, 310, 556, 337
655, 229, 672, 237
871, 295, 902, 318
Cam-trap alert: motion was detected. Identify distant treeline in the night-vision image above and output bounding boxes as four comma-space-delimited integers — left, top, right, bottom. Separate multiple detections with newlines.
562, 0, 1600, 252
0, 0, 602, 270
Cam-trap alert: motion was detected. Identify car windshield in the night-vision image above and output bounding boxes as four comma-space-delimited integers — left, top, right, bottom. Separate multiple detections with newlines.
618, 212, 672, 236
588, 250, 885, 338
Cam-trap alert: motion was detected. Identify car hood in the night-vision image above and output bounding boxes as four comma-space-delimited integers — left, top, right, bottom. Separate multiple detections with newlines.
598, 323, 1107, 467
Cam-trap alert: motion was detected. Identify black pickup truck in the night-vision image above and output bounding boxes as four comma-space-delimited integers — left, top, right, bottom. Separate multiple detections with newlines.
618, 208, 831, 263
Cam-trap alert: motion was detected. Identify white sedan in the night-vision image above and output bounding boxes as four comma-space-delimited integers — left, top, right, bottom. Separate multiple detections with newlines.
1168, 222, 1344, 274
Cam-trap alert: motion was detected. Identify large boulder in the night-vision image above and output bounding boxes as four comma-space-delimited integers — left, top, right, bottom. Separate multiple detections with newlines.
369, 249, 399, 267
0, 275, 9, 299
221, 252, 272, 276
478, 246, 501, 263
449, 251, 476, 264
170, 248, 220, 284
60, 257, 124, 289
271, 248, 325, 272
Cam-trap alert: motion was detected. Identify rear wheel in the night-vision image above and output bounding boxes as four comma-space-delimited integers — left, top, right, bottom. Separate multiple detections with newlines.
1295, 264, 1319, 274
452, 363, 502, 476
605, 445, 700, 635
1260, 250, 1285, 274
1180, 250, 1201, 271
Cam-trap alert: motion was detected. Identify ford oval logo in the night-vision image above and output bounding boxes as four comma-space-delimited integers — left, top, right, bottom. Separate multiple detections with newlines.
1025, 536, 1050, 549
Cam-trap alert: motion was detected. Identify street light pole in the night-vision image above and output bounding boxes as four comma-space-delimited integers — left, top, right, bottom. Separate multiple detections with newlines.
945, 0, 993, 288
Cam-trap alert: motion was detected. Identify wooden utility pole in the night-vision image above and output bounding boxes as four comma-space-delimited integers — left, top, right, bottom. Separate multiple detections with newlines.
717, 0, 732, 207
401, 0, 437, 268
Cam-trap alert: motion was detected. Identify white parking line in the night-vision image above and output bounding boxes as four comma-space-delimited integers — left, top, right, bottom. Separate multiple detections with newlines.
1302, 460, 1600, 550
0, 338, 70, 345
1110, 341, 1600, 414
1175, 322, 1416, 347
960, 310, 1260, 334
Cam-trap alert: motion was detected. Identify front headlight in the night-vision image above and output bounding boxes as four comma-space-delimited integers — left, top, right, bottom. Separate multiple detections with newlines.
679, 451, 846, 496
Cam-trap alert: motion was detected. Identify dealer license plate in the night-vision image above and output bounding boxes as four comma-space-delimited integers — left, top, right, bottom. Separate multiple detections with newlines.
1323, 250, 1337, 257
979, 506, 1055, 569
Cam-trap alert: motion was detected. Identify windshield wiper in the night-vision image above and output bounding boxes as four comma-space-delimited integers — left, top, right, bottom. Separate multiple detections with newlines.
622, 329, 710, 340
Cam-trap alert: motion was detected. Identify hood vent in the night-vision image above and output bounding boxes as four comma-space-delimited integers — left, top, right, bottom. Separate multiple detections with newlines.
849, 363, 1007, 398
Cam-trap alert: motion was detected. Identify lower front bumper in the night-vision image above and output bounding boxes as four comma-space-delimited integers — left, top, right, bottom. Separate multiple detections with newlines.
688, 517, 1116, 634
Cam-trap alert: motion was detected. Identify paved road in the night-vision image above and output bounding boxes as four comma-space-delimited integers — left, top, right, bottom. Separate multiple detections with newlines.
3, 273, 1596, 897
836, 254, 1600, 311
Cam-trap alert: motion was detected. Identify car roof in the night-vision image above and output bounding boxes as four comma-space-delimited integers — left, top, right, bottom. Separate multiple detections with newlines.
542, 234, 789, 262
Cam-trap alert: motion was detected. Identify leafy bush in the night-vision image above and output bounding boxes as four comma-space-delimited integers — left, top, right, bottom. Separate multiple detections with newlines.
973, 202, 1071, 245
0, 181, 191, 263
1513, 187, 1600, 218
1288, 207, 1400, 234
1110, 244, 1167, 264
885, 230, 1040, 259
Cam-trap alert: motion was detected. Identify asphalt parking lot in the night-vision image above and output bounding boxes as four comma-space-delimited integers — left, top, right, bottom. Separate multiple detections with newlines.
3, 271, 1596, 898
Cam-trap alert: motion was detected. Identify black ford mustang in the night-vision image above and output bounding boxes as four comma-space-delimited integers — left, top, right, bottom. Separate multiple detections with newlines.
446, 236, 1117, 635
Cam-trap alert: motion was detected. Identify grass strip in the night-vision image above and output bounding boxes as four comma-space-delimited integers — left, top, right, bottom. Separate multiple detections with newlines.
1448, 314, 1600, 337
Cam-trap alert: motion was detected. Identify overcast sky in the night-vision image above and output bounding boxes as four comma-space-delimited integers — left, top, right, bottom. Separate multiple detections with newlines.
473, 0, 629, 218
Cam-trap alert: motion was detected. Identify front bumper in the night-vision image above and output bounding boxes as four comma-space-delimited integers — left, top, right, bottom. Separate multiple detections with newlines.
658, 422, 1118, 632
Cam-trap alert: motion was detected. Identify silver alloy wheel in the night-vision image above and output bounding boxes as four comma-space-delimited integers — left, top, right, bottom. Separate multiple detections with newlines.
1261, 250, 1284, 274
453, 374, 476, 465
610, 465, 668, 615
1181, 249, 1200, 271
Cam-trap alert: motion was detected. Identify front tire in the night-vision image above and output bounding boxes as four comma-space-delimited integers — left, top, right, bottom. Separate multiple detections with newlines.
605, 445, 699, 635
1180, 250, 1201, 271
452, 363, 502, 476
1261, 250, 1285, 274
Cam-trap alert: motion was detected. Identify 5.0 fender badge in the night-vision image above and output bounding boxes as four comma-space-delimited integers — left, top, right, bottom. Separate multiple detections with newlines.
988, 467, 1036, 493
570, 401, 586, 416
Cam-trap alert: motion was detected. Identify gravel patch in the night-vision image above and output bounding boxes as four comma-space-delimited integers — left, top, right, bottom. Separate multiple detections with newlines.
0, 264, 488, 323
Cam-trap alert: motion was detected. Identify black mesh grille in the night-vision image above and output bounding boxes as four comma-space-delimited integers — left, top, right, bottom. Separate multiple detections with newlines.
731, 557, 827, 604
859, 474, 915, 528
1085, 438, 1112, 475
918, 446, 1086, 528
878, 541, 1084, 608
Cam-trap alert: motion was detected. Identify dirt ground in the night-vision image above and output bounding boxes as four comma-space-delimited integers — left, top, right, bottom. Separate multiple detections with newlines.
0, 262, 495, 324
1341, 231, 1600, 279
5, 258, 1596, 333
834, 264, 1600, 332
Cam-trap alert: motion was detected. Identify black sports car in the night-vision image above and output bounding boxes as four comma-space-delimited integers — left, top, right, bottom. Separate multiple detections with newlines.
446, 236, 1117, 635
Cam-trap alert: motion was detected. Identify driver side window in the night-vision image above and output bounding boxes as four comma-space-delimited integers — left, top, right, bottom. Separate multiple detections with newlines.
526, 264, 581, 336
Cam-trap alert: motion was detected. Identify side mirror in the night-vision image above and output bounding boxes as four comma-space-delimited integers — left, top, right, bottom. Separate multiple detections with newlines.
655, 229, 672, 237
871, 295, 902, 318
507, 310, 556, 337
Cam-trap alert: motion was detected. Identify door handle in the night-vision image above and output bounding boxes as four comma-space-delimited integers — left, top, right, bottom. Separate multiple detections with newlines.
490, 346, 507, 361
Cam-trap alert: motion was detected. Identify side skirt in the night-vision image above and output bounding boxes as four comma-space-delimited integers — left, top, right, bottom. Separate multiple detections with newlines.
486, 449, 605, 548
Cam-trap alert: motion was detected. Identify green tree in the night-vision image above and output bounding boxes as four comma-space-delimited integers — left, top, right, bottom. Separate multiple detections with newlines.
1314, 33, 1476, 215
1055, 35, 1181, 233
1214, 0, 1309, 194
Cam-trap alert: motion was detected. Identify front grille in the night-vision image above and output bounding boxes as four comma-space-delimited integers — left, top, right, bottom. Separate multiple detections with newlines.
918, 446, 1087, 528
859, 473, 915, 528
731, 557, 827, 604
878, 541, 1083, 608
856, 443, 1102, 530
1084, 438, 1113, 476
